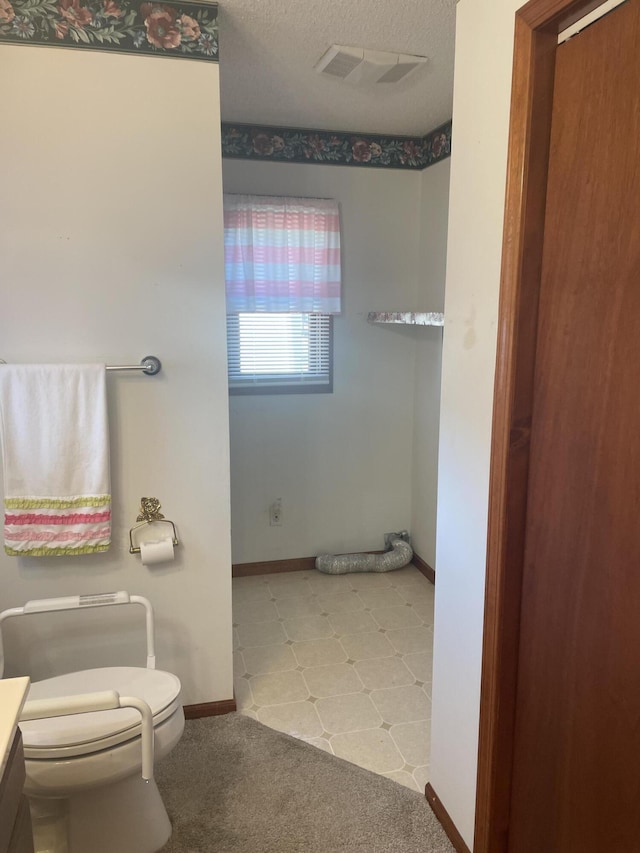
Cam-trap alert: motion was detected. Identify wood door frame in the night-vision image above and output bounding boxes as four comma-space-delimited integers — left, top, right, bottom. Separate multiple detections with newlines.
474, 1, 618, 851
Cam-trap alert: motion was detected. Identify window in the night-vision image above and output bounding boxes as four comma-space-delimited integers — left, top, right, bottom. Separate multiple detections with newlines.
224, 194, 341, 395
226, 313, 332, 394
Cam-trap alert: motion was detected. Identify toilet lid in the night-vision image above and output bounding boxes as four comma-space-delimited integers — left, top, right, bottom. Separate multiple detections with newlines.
20, 667, 181, 750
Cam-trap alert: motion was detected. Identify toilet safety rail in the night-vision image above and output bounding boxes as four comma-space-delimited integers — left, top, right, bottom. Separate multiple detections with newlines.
21, 690, 155, 781
0, 591, 156, 680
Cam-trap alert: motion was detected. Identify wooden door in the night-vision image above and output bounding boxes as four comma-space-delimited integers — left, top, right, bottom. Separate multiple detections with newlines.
505, 1, 640, 850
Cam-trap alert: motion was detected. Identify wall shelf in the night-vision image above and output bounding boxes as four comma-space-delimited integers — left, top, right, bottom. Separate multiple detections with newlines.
367, 311, 444, 327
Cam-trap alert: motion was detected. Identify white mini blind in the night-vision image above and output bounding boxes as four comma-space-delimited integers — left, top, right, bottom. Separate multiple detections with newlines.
226, 313, 332, 393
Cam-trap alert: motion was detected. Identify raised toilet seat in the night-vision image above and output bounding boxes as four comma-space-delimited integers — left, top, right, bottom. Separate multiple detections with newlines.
0, 593, 185, 853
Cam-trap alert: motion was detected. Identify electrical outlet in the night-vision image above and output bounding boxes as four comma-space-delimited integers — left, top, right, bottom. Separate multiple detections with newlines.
269, 499, 283, 526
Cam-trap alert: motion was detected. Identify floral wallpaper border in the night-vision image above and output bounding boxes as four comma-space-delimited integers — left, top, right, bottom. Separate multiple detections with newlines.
0, 0, 218, 61
221, 120, 452, 171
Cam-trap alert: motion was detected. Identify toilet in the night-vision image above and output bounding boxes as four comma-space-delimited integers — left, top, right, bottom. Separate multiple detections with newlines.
0, 592, 185, 853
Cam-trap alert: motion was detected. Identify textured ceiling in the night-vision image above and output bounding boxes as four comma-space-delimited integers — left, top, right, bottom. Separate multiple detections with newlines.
218, 0, 456, 137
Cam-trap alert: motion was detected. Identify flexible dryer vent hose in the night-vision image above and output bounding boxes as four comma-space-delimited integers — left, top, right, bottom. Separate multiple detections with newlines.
315, 535, 413, 575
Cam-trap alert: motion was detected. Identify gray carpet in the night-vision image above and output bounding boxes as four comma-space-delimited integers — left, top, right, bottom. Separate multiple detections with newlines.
156, 714, 454, 853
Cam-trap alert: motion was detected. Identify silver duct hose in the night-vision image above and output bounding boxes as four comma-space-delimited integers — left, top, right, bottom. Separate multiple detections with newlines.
315, 534, 413, 575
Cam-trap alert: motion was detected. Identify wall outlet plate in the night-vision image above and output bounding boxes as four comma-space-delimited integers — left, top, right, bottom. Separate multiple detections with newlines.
269, 499, 282, 526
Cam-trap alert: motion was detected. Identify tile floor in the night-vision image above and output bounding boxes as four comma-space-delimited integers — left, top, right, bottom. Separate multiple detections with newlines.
232, 564, 434, 792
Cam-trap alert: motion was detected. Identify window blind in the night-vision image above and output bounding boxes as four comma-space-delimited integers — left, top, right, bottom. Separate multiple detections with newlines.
226, 313, 333, 394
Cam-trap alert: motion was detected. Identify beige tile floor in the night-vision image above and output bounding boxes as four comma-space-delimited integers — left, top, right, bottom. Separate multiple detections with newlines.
232, 564, 434, 792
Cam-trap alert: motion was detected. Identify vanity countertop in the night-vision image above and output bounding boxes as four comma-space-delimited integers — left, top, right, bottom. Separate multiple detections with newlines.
0, 676, 30, 776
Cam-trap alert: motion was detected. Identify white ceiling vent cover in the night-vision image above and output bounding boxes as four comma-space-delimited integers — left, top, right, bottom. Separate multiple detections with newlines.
315, 45, 427, 86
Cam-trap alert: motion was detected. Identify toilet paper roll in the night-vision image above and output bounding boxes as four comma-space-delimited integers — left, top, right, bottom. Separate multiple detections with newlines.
139, 537, 175, 565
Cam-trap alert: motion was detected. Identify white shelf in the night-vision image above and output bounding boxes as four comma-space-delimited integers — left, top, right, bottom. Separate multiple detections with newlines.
367, 311, 444, 327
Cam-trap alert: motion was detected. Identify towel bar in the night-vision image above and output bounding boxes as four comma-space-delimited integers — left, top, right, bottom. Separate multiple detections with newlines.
0, 356, 161, 375
106, 357, 161, 375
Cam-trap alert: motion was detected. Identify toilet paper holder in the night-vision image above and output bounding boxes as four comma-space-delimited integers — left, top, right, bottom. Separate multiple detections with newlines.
129, 497, 179, 554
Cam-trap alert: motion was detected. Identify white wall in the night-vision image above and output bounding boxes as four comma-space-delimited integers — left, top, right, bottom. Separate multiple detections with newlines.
223, 160, 425, 564
429, 0, 521, 847
0, 45, 233, 705
410, 160, 450, 567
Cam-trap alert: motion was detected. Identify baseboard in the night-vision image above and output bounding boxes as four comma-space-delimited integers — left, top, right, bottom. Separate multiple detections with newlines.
425, 783, 471, 853
412, 552, 435, 584
183, 698, 237, 719
232, 556, 317, 577
232, 551, 386, 578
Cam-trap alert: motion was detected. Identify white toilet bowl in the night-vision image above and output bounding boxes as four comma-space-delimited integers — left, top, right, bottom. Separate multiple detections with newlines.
21, 666, 184, 853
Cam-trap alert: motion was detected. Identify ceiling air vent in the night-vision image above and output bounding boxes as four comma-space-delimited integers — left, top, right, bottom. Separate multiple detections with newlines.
315, 44, 427, 86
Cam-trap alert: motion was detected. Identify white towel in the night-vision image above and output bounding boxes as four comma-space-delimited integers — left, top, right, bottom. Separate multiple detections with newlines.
0, 364, 111, 557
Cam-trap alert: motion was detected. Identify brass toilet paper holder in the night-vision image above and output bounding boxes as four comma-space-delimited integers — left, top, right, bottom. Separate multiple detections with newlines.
129, 497, 179, 555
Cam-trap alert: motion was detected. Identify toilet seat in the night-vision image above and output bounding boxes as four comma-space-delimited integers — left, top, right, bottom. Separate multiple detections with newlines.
21, 667, 181, 759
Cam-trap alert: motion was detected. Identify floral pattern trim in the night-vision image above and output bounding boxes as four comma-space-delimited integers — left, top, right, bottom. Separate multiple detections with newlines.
0, 0, 218, 61
221, 120, 451, 171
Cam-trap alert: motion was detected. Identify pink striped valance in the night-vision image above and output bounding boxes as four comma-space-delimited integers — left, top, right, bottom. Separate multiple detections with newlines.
223, 194, 342, 314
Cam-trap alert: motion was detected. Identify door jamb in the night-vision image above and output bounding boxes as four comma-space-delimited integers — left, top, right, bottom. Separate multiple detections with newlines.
474, 1, 613, 851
